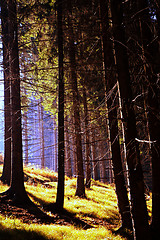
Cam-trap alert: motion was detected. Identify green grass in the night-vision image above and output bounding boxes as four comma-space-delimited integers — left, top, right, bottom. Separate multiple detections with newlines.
0, 165, 151, 240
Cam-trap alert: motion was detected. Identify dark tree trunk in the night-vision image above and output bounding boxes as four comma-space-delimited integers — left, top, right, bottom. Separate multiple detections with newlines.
136, 0, 160, 236
99, 0, 132, 230
67, 3, 85, 197
55, 0, 65, 210
0, 0, 11, 185
8, 0, 30, 203
110, 1, 150, 239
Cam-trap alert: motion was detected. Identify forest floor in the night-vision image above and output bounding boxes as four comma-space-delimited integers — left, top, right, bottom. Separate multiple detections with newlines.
0, 165, 151, 240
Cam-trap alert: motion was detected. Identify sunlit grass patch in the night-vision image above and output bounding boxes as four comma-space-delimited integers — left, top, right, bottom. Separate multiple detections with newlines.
0, 165, 150, 239
0, 215, 126, 240
25, 182, 57, 205
0, 182, 9, 193
24, 165, 58, 182
64, 181, 120, 226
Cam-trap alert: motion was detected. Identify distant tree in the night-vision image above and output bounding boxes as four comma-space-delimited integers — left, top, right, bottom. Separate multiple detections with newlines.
0, 0, 11, 185
39, 98, 45, 169
91, 128, 99, 181
65, 116, 72, 178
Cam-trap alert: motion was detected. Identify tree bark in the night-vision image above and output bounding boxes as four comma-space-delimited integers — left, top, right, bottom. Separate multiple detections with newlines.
136, 0, 160, 236
67, 2, 85, 197
0, 0, 11, 185
8, 0, 30, 203
110, 0, 150, 239
55, 0, 65, 210
99, 0, 133, 229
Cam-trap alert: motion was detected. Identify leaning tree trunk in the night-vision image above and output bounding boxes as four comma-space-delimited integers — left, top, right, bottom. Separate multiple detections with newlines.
99, 0, 132, 230
110, 0, 150, 239
0, 0, 11, 185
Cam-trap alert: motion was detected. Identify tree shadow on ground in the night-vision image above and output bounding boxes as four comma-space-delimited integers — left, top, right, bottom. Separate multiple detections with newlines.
112, 227, 134, 240
0, 223, 48, 240
0, 192, 93, 230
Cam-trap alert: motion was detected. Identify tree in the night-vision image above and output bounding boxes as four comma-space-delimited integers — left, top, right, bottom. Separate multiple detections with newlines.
55, 0, 65, 210
99, 0, 132, 230
0, 0, 31, 205
110, 0, 150, 238
0, 0, 11, 185
67, 0, 85, 197
134, 0, 160, 236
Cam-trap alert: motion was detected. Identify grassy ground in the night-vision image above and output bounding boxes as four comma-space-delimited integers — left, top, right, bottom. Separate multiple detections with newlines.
0, 165, 151, 240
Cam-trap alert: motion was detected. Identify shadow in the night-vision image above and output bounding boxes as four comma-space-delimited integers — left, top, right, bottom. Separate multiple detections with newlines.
0, 191, 93, 230
43, 203, 93, 230
112, 227, 134, 240
0, 196, 55, 225
27, 192, 49, 206
92, 181, 110, 189
0, 223, 48, 240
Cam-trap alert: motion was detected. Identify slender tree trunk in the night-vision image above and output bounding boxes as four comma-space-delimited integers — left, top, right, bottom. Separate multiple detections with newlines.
67, 2, 85, 197
78, 25, 91, 188
110, 1, 150, 238
24, 109, 28, 165
98, 138, 106, 183
65, 116, 72, 177
82, 86, 91, 188
55, 0, 65, 210
71, 116, 77, 177
91, 128, 99, 181
0, 0, 11, 185
53, 116, 58, 172
40, 99, 45, 169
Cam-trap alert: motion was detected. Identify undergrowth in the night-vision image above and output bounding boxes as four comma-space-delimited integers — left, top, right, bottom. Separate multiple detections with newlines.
0, 165, 151, 240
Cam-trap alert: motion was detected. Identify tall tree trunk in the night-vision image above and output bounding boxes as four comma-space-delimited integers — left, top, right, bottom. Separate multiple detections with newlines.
67, 2, 85, 197
8, 0, 30, 203
55, 0, 65, 210
136, 0, 160, 236
110, 1, 150, 239
99, 0, 132, 230
0, 0, 11, 185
